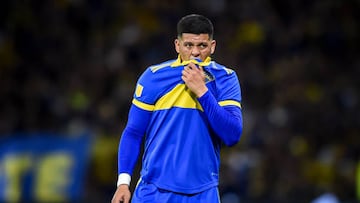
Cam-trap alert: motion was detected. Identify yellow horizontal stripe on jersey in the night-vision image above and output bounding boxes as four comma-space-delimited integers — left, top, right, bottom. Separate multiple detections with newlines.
132, 99, 155, 111
218, 100, 242, 108
154, 84, 203, 111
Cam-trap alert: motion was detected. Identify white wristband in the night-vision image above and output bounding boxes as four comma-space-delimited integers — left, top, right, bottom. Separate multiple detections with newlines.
117, 173, 131, 187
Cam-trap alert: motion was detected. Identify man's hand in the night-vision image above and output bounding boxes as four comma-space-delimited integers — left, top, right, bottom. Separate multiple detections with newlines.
111, 184, 131, 203
182, 62, 208, 97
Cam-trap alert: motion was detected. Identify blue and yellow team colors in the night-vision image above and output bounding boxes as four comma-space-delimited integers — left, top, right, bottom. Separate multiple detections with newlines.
131, 56, 242, 194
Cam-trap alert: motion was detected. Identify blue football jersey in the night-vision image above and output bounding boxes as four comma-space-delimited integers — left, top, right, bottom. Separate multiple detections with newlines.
132, 56, 242, 194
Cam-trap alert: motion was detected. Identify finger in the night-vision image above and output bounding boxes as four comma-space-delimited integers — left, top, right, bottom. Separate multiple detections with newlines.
123, 196, 130, 203
187, 63, 198, 70
181, 75, 187, 82
183, 66, 192, 74
182, 70, 189, 78
112, 198, 120, 203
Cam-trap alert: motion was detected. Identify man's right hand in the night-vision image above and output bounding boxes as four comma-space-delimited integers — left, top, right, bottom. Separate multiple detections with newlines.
111, 184, 131, 203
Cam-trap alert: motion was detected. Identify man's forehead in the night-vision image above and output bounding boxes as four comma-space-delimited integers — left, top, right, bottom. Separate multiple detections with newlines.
180, 33, 211, 42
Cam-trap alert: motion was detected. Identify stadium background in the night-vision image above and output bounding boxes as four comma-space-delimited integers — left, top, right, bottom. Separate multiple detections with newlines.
0, 0, 359, 202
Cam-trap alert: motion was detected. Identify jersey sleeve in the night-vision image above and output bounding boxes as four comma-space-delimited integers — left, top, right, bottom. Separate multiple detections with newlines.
198, 68, 243, 146
132, 68, 162, 110
118, 104, 152, 175
118, 69, 157, 175
198, 91, 243, 146
216, 68, 242, 108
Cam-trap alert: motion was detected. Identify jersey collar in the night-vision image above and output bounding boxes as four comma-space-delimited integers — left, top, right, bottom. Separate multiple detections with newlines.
170, 55, 212, 67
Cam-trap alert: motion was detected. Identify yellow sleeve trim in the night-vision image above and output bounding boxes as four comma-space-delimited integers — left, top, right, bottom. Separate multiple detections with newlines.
132, 98, 155, 111
218, 100, 242, 108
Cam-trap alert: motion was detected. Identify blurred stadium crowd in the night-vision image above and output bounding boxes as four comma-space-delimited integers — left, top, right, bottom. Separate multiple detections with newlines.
0, 0, 359, 202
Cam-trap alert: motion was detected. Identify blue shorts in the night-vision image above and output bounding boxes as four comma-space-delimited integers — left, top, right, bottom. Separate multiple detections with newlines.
131, 179, 220, 203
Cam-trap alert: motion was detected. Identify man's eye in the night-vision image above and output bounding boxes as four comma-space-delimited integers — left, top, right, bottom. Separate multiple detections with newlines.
185, 44, 193, 48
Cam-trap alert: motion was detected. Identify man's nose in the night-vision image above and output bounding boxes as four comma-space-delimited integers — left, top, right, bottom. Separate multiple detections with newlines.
191, 46, 201, 56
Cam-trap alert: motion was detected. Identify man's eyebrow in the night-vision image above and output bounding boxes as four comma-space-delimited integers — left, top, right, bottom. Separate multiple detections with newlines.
183, 41, 209, 45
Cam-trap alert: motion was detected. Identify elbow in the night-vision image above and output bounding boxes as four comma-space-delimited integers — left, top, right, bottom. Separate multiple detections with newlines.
223, 126, 243, 147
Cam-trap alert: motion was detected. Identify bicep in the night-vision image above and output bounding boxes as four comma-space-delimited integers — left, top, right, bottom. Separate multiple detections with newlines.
125, 104, 152, 136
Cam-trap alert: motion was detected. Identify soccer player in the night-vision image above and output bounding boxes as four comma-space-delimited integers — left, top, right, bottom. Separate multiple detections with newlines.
111, 14, 243, 203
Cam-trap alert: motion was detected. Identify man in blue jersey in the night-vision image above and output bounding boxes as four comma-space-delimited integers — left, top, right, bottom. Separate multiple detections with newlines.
111, 14, 243, 203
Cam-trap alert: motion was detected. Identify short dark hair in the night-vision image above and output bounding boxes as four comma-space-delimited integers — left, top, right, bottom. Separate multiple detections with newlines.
177, 14, 214, 39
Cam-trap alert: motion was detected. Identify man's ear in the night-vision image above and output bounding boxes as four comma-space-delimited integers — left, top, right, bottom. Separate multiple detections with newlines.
175, 39, 180, 53
211, 40, 216, 54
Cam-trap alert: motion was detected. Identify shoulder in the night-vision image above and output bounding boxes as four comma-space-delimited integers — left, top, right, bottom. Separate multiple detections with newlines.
148, 59, 176, 73
137, 59, 177, 84
207, 61, 237, 76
